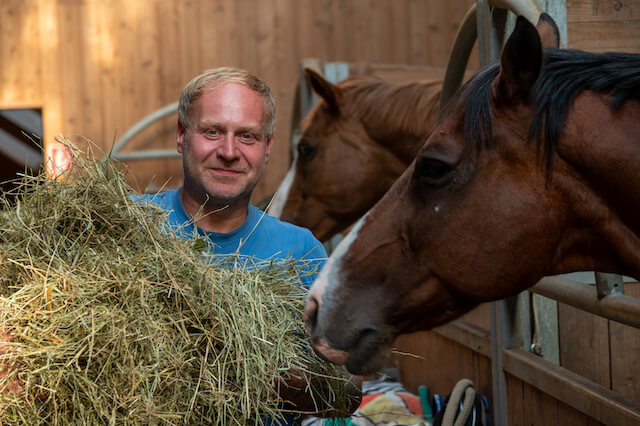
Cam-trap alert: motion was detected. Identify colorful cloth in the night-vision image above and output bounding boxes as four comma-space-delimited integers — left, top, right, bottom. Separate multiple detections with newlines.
303, 377, 431, 426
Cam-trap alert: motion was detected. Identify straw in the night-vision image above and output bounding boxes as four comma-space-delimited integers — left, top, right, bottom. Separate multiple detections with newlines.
0, 138, 357, 425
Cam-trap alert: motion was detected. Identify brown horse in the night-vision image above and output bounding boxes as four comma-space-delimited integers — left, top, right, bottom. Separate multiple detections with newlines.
268, 0, 546, 243
267, 70, 442, 242
304, 15, 640, 375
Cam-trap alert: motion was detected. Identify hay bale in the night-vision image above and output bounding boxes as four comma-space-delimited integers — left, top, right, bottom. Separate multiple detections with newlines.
0, 140, 357, 425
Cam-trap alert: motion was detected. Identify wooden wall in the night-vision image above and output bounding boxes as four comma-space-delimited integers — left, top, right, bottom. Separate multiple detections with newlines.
0, 0, 479, 199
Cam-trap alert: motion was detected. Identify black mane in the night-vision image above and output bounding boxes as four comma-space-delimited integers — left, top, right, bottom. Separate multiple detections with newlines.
446, 47, 640, 170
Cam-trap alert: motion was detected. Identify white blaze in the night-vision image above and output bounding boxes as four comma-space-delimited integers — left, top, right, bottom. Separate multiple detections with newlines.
267, 155, 297, 218
308, 215, 367, 309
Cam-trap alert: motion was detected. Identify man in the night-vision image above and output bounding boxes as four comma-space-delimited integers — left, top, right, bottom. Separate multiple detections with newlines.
135, 67, 360, 423
137, 68, 325, 282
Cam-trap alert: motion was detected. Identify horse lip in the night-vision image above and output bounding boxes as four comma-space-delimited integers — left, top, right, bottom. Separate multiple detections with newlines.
313, 326, 388, 375
313, 338, 350, 366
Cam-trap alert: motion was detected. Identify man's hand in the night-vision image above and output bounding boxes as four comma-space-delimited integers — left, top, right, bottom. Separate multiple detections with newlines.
0, 331, 23, 405
276, 368, 363, 418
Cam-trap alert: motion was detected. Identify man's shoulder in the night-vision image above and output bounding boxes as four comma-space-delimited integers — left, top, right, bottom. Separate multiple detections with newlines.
255, 207, 314, 238
132, 189, 180, 209
249, 206, 327, 258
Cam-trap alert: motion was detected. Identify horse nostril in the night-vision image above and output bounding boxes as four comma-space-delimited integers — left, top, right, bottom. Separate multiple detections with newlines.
304, 296, 319, 333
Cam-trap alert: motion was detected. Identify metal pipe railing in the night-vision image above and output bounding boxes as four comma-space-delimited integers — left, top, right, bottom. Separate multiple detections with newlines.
109, 102, 180, 161
532, 276, 640, 329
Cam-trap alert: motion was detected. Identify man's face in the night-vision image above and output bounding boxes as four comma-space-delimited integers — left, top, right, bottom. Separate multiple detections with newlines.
177, 82, 273, 208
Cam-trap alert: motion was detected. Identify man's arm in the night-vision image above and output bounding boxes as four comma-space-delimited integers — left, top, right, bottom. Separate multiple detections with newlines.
276, 368, 363, 418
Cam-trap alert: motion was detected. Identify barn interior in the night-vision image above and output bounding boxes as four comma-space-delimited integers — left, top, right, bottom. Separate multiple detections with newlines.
1, 1, 639, 425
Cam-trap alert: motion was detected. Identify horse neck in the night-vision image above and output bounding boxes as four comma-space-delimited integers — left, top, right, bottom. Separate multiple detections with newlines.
555, 94, 640, 278
349, 81, 442, 164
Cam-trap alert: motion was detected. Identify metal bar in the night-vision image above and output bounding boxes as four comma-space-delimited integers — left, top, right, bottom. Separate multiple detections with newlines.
110, 149, 181, 162
111, 102, 179, 157
532, 276, 640, 328
504, 347, 640, 426
594, 272, 625, 299
491, 302, 509, 426
439, 3, 477, 110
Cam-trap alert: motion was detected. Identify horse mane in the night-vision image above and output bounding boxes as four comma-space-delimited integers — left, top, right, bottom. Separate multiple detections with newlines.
446, 47, 640, 171
339, 77, 441, 139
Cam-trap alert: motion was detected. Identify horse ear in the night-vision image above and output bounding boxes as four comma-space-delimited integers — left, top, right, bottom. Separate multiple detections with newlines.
304, 68, 342, 114
536, 12, 560, 48
495, 15, 542, 104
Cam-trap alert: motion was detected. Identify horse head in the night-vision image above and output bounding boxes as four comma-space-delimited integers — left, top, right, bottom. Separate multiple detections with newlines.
305, 15, 640, 375
269, 69, 436, 242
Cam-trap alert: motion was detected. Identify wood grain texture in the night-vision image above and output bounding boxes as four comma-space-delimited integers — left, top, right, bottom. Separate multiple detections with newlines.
3, 0, 484, 196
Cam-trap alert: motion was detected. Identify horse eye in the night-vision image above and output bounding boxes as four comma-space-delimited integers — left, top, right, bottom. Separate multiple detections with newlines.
415, 157, 453, 182
297, 141, 317, 160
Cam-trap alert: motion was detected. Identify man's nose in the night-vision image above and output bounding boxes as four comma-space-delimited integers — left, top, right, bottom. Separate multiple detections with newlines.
217, 134, 240, 160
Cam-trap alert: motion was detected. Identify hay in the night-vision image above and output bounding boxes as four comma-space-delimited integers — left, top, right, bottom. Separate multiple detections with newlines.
0, 140, 357, 425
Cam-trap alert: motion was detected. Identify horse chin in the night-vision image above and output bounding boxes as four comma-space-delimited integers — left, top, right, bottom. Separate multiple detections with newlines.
345, 343, 390, 376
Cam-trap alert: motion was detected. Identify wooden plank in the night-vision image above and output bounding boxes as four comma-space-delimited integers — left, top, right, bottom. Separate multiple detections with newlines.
558, 301, 611, 388
387, 0, 411, 63
610, 283, 640, 403
292, 0, 316, 60
235, 0, 258, 72
38, 0, 64, 167
56, 0, 86, 138
506, 373, 525, 426
328, 0, 350, 61
471, 348, 493, 416
567, 20, 640, 52
393, 330, 478, 396
131, 0, 177, 189
557, 400, 605, 426
253, 0, 279, 201
309, 0, 333, 61
567, 0, 640, 23
179, 0, 203, 80
408, 0, 430, 65
83, 0, 107, 142
435, 319, 492, 358
0, 0, 43, 107
522, 381, 561, 426
349, 0, 375, 62
256, 0, 297, 199
504, 348, 640, 426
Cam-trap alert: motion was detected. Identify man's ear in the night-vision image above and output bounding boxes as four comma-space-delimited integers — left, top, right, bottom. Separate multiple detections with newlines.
264, 134, 275, 164
176, 120, 186, 154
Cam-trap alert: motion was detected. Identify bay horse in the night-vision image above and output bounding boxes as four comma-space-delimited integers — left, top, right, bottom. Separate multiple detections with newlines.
267, 70, 442, 242
268, 0, 546, 243
304, 15, 640, 375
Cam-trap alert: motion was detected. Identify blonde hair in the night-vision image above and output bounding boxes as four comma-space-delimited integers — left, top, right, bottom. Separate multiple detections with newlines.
178, 67, 276, 138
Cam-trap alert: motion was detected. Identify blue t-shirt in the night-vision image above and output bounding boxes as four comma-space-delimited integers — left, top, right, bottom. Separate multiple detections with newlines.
134, 188, 327, 425
134, 188, 327, 288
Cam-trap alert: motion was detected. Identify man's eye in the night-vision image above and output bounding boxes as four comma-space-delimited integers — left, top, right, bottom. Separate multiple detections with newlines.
206, 129, 220, 137
239, 134, 256, 143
